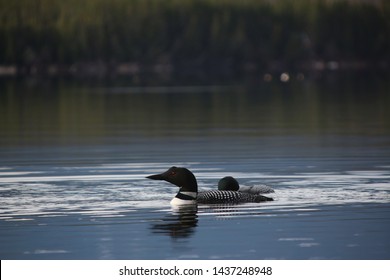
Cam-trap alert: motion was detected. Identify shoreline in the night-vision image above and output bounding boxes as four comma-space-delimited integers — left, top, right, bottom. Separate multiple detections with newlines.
0, 60, 388, 79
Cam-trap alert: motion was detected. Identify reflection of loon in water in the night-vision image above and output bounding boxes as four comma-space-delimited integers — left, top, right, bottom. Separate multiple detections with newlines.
150, 205, 198, 238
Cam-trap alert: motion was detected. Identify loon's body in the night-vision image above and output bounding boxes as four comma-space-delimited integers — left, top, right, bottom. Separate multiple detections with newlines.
197, 190, 271, 204
147, 166, 273, 206
218, 176, 275, 195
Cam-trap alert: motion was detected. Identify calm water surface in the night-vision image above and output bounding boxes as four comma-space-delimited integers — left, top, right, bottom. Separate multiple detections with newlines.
0, 77, 389, 259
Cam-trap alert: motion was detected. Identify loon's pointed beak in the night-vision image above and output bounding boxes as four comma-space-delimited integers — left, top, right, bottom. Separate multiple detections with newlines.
146, 167, 178, 184
146, 173, 165, 180
146, 170, 169, 181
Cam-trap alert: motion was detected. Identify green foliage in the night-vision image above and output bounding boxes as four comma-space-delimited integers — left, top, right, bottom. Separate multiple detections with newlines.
0, 0, 388, 71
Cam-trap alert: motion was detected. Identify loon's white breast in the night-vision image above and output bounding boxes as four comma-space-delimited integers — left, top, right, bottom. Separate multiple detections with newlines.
170, 191, 197, 206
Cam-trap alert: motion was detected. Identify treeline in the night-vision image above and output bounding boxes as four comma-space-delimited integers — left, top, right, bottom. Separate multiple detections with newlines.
0, 0, 389, 76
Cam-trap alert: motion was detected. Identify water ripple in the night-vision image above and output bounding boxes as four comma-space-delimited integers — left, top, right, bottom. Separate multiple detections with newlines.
0, 163, 389, 222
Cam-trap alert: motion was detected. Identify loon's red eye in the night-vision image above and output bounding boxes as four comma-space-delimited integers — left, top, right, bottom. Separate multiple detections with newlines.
170, 171, 176, 176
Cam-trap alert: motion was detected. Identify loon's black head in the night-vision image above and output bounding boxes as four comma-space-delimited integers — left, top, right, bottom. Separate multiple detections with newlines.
218, 176, 240, 191
146, 166, 198, 192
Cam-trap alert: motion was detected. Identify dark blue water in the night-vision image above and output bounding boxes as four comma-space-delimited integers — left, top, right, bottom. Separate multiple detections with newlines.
0, 77, 389, 259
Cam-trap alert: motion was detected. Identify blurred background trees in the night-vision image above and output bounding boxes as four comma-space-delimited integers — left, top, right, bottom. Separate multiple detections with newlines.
0, 0, 388, 76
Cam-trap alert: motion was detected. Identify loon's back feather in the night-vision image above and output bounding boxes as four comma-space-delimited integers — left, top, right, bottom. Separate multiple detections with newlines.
197, 190, 273, 204
239, 185, 275, 195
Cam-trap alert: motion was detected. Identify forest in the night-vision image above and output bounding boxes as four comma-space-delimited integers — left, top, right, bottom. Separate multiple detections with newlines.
0, 0, 389, 76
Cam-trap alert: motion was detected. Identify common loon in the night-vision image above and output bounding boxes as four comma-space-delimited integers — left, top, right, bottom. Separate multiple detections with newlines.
218, 176, 275, 194
146, 166, 273, 206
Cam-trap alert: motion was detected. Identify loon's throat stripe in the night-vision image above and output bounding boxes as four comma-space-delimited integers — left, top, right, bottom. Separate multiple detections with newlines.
176, 192, 197, 200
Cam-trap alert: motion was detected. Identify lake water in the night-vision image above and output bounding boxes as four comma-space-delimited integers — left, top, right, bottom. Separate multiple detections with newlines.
0, 75, 389, 259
